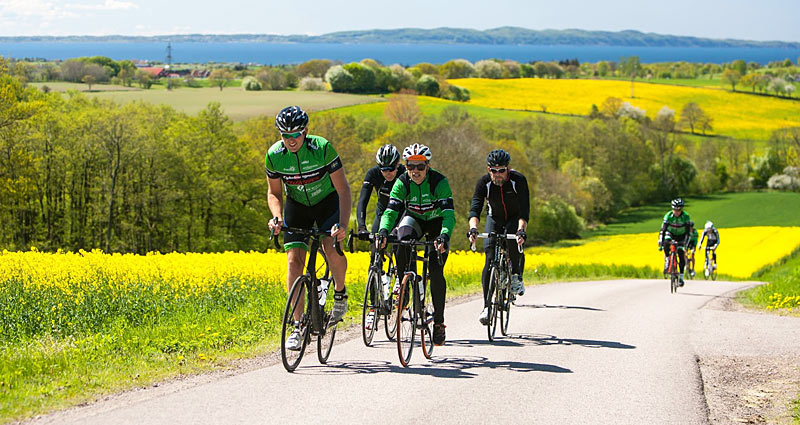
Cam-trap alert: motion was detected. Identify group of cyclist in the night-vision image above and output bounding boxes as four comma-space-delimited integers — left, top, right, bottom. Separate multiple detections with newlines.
265, 105, 724, 352
658, 198, 721, 285
266, 106, 529, 349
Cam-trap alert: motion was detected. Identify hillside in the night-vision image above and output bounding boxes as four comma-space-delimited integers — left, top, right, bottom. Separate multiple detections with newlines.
2, 27, 798, 48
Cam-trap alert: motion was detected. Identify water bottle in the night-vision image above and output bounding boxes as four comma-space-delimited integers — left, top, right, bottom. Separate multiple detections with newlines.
318, 278, 330, 306
381, 274, 391, 301
418, 276, 425, 302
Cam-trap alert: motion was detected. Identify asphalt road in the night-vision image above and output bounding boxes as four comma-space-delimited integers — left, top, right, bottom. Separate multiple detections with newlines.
29, 278, 800, 425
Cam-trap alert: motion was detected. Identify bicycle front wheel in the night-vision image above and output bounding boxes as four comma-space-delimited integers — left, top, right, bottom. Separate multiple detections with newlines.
711, 262, 718, 281
420, 278, 434, 359
396, 274, 416, 367
500, 269, 512, 336
281, 276, 310, 372
487, 266, 499, 342
361, 271, 380, 347
384, 270, 398, 341
317, 278, 337, 364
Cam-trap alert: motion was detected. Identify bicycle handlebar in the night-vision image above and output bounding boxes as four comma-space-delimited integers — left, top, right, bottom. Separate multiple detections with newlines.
270, 220, 343, 256
470, 232, 524, 254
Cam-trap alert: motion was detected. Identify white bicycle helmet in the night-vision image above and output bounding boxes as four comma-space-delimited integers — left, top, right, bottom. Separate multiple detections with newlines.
402, 143, 432, 162
705, 221, 713, 230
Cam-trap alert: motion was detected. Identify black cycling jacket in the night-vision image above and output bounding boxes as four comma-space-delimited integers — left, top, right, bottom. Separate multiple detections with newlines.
356, 164, 406, 229
468, 170, 530, 223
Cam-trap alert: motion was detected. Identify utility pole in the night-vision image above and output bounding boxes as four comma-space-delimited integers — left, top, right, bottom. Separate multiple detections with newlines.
166, 42, 172, 91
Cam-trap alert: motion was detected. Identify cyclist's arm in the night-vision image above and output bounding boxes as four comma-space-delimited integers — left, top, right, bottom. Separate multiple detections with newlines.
658, 217, 669, 245
356, 176, 375, 230
380, 179, 405, 233
699, 231, 706, 247
267, 177, 284, 221
435, 177, 456, 240
467, 175, 488, 224
330, 167, 351, 232
516, 172, 531, 224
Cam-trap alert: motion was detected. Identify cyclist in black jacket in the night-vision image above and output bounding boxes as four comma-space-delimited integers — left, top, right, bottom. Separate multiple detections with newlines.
356, 144, 406, 236
467, 149, 530, 325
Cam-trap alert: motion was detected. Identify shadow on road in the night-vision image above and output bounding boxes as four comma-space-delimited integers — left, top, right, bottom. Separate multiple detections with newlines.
445, 334, 635, 350
295, 355, 572, 378
514, 303, 606, 311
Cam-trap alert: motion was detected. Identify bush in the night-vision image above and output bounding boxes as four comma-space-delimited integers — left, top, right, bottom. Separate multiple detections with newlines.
475, 60, 503, 79
415, 75, 440, 97
343, 62, 376, 93
298, 77, 326, 91
325, 65, 354, 92
530, 196, 585, 242
241, 76, 262, 91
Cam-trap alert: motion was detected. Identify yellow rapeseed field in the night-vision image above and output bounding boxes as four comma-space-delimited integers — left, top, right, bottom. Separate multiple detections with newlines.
450, 78, 800, 140
525, 226, 800, 278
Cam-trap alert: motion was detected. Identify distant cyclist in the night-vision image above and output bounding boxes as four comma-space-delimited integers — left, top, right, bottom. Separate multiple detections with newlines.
377, 143, 455, 346
265, 106, 352, 350
700, 221, 720, 269
356, 144, 407, 236
687, 226, 699, 277
657, 198, 693, 286
467, 149, 529, 325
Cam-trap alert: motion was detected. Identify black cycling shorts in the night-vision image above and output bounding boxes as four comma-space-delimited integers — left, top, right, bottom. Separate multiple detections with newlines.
283, 192, 339, 251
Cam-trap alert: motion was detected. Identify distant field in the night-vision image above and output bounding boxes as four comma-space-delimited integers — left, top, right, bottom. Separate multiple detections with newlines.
450, 78, 800, 140
31, 81, 141, 92
36, 86, 383, 121
585, 192, 800, 237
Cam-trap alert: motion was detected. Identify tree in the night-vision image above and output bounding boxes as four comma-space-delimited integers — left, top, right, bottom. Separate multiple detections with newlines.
343, 62, 376, 93
597, 61, 610, 77
82, 74, 96, 91
297, 59, 332, 78
415, 75, 440, 97
208, 69, 233, 91
730, 59, 747, 76
619, 56, 642, 98
600, 97, 624, 119
325, 65, 354, 92
475, 60, 503, 79
739, 73, 757, 93
241, 76, 261, 91
439, 59, 475, 79
721, 69, 741, 91
384, 89, 421, 125
679, 102, 710, 135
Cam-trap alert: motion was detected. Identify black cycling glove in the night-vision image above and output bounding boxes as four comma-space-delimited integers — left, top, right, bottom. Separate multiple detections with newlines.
467, 228, 479, 239
515, 229, 527, 243
434, 234, 449, 251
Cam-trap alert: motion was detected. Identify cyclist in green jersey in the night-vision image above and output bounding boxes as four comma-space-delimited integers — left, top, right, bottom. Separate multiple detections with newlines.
657, 198, 694, 286
377, 143, 455, 346
265, 106, 352, 350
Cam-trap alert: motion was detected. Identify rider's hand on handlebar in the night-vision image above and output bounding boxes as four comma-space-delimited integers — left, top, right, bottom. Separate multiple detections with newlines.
467, 227, 478, 245
515, 229, 527, 247
434, 234, 449, 254
357, 226, 369, 237
330, 223, 346, 242
268, 217, 282, 236
377, 229, 389, 250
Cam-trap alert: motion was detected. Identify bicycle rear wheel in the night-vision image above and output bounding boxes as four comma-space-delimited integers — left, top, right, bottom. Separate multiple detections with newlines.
361, 271, 380, 347
487, 266, 499, 342
396, 274, 416, 367
420, 278, 434, 359
317, 278, 337, 364
281, 276, 310, 372
711, 261, 718, 281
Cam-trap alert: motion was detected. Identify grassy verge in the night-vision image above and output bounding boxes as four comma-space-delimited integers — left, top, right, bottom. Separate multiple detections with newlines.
738, 246, 800, 314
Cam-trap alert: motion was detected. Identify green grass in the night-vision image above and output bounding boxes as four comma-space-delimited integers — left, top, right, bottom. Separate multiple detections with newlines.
585, 192, 800, 237
31, 81, 141, 92
738, 246, 800, 313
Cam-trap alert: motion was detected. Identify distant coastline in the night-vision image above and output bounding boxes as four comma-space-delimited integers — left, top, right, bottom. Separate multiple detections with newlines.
2, 27, 799, 49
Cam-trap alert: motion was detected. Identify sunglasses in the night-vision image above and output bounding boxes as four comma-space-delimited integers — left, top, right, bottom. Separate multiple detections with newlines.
489, 167, 508, 174
406, 163, 427, 171
380, 166, 397, 172
281, 131, 304, 139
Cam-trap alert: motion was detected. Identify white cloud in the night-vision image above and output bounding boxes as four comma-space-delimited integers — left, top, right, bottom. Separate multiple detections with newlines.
0, 0, 76, 19
66, 0, 139, 11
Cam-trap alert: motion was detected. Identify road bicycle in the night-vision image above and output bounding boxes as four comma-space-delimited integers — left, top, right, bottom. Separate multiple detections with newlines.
686, 248, 696, 279
347, 230, 398, 346
704, 246, 718, 281
272, 221, 344, 372
664, 240, 687, 294
471, 232, 523, 341
391, 237, 442, 367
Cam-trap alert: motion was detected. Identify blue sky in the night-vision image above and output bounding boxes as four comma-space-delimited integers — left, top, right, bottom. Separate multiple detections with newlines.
1, 0, 798, 42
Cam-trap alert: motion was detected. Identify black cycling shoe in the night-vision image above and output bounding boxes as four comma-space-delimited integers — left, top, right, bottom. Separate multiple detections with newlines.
433, 323, 446, 346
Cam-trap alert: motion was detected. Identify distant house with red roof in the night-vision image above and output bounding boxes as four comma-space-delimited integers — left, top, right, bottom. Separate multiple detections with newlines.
139, 67, 167, 78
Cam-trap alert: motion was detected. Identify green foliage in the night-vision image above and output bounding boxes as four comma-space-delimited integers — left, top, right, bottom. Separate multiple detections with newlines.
439, 59, 476, 79
415, 75, 440, 97
240, 76, 262, 91
749, 148, 786, 188
530, 196, 585, 242
325, 65, 354, 92
343, 62, 376, 93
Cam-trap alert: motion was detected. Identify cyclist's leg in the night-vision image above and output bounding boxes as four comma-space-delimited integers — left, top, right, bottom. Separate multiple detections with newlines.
283, 197, 313, 321
502, 219, 523, 276
422, 218, 448, 325
316, 192, 346, 292
481, 216, 500, 308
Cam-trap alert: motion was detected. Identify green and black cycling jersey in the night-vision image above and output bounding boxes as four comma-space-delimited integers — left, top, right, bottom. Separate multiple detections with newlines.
379, 168, 455, 239
264, 135, 342, 206
658, 210, 693, 244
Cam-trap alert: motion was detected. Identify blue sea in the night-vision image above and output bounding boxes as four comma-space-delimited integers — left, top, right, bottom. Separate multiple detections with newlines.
1, 41, 799, 65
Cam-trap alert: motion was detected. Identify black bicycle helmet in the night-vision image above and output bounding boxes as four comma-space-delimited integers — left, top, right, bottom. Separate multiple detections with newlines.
376, 144, 400, 168
487, 149, 511, 166
671, 198, 684, 209
275, 106, 308, 133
